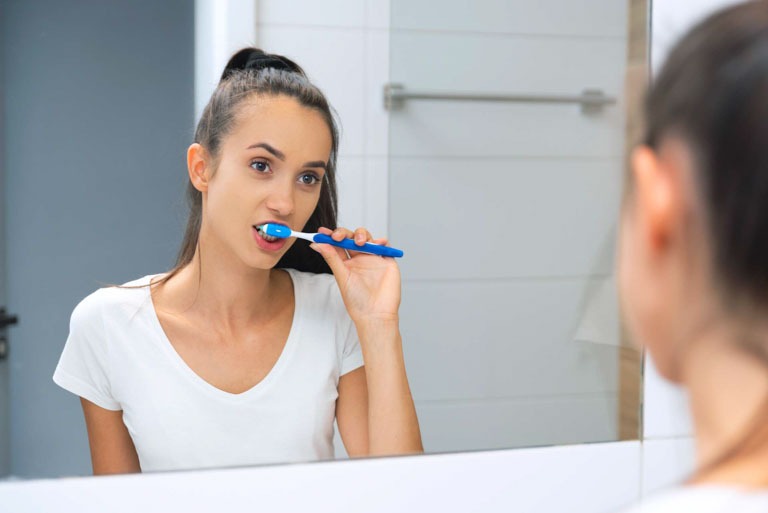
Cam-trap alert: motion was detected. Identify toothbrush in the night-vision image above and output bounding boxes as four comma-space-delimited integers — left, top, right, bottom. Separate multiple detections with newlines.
257, 224, 404, 258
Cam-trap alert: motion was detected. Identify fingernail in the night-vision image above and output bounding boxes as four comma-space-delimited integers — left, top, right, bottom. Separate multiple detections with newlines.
309, 243, 320, 253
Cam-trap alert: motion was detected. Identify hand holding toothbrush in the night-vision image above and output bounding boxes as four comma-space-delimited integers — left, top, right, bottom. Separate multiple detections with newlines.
310, 226, 402, 327
311, 227, 423, 455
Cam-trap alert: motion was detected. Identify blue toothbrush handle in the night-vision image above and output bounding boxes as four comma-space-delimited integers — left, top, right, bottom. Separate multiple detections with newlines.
312, 234, 404, 258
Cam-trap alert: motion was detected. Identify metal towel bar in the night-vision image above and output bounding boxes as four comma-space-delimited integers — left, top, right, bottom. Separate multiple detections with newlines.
383, 83, 616, 113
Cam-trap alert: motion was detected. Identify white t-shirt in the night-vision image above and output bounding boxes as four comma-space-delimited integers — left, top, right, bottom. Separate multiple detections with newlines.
53, 268, 364, 472
621, 486, 768, 513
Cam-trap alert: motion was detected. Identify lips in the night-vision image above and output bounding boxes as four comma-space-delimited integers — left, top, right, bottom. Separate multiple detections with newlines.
252, 223, 288, 252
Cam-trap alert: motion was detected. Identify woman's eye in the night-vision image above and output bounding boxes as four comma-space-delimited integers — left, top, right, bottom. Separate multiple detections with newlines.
250, 160, 270, 173
298, 173, 320, 185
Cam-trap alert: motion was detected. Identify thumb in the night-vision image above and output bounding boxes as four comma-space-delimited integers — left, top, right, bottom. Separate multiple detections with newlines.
310, 242, 349, 278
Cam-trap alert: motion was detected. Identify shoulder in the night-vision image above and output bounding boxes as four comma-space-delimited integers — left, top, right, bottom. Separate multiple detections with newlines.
623, 486, 768, 513
70, 275, 156, 327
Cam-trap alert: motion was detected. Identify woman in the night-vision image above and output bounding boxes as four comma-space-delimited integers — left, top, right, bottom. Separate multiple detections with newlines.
620, 1, 768, 510
53, 48, 423, 474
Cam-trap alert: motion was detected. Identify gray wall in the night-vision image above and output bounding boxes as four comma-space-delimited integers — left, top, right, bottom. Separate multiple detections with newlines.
2, 0, 193, 477
0, 0, 10, 478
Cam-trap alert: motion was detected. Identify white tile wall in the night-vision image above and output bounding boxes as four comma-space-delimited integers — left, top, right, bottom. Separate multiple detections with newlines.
400, 278, 621, 402
388, 0, 629, 454
389, 33, 626, 95
650, 0, 745, 74
390, 158, 621, 279
364, 158, 389, 237
641, 438, 696, 497
366, 0, 390, 30
390, 102, 624, 158
335, 156, 365, 229
416, 393, 618, 453
364, 29, 389, 157
388, 32, 626, 159
391, 0, 627, 37
258, 0, 365, 28
643, 358, 692, 439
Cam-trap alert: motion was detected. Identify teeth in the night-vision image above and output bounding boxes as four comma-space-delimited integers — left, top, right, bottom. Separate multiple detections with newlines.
255, 225, 279, 242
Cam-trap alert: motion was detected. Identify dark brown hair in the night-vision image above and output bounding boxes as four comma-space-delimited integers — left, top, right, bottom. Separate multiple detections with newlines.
164, 48, 338, 285
639, 0, 768, 482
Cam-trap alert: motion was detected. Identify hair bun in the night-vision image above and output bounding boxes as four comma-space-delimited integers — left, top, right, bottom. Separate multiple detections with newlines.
220, 48, 305, 81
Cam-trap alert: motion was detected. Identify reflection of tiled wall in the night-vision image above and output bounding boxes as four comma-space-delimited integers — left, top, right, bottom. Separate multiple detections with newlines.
389, 0, 629, 452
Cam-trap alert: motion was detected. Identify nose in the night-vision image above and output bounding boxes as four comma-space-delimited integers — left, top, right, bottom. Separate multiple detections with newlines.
265, 180, 295, 217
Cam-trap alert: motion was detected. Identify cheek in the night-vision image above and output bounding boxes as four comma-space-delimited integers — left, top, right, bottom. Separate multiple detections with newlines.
617, 209, 679, 380
206, 170, 256, 224
298, 189, 323, 225
618, 208, 650, 349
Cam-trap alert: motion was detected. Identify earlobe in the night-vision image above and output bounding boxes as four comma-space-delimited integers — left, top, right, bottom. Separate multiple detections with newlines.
187, 143, 209, 192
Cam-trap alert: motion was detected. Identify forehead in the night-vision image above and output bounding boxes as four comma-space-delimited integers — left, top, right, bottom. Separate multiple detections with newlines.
226, 94, 332, 157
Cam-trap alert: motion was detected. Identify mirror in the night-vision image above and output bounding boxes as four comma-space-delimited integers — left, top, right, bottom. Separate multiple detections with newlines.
0, 0, 648, 480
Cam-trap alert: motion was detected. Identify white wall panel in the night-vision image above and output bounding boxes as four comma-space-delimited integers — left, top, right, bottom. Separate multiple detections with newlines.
392, 0, 627, 37
335, 156, 366, 229
416, 393, 617, 453
390, 158, 621, 279
390, 33, 625, 95
641, 438, 696, 497
400, 278, 620, 401
258, 0, 364, 28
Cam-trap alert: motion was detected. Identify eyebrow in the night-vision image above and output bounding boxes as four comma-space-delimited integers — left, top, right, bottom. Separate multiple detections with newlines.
247, 142, 327, 171
247, 142, 285, 161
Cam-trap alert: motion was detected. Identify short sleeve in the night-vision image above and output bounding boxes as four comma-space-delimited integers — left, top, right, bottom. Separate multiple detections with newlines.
53, 292, 121, 411
339, 314, 364, 376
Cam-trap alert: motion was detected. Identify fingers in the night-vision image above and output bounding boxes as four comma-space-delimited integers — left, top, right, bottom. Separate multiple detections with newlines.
319, 226, 382, 247
310, 242, 349, 277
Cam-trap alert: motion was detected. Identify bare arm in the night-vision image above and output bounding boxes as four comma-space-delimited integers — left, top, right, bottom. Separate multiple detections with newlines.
336, 322, 423, 457
80, 398, 141, 475
336, 367, 370, 456
313, 226, 423, 457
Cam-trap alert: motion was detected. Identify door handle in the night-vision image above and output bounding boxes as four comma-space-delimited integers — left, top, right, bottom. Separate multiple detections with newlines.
0, 308, 18, 329
0, 307, 19, 360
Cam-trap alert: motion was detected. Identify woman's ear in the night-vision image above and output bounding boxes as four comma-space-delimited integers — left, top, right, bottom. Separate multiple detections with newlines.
187, 143, 210, 192
631, 144, 679, 254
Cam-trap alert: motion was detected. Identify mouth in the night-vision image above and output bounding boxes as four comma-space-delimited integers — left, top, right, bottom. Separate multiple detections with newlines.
252, 222, 288, 251
255, 224, 281, 242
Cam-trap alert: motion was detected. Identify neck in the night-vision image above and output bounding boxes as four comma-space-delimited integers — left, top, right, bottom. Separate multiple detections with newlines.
681, 319, 768, 486
160, 231, 287, 329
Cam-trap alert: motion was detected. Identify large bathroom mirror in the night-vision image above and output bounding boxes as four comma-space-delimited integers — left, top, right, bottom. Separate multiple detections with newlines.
0, 0, 648, 480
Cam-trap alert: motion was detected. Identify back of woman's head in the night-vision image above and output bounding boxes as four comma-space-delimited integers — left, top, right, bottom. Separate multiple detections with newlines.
638, 1, 768, 482
179, 48, 339, 274
644, 0, 768, 310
